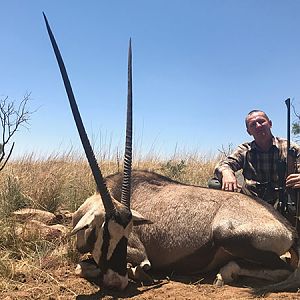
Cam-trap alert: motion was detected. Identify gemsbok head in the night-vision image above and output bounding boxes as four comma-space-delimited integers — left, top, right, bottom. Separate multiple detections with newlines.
43, 13, 148, 290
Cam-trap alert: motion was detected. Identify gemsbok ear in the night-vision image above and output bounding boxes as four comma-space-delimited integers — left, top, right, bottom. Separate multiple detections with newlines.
131, 209, 153, 225
71, 210, 96, 235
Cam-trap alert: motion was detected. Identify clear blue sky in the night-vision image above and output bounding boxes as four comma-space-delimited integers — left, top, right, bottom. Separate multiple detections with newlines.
1, 1, 300, 159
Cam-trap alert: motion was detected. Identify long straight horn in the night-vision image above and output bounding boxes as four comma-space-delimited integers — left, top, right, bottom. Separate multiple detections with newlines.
121, 39, 133, 209
43, 13, 115, 214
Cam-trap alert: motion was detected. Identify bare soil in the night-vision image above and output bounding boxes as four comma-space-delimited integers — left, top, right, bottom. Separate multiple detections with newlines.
1, 265, 299, 300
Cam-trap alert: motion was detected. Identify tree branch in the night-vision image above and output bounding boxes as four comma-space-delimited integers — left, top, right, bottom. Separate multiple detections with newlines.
0, 93, 32, 171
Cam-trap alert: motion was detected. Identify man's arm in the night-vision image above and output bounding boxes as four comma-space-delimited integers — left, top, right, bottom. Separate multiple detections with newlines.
286, 142, 300, 189
214, 144, 247, 192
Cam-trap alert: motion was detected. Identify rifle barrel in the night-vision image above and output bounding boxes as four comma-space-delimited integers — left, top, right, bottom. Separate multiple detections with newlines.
285, 98, 291, 151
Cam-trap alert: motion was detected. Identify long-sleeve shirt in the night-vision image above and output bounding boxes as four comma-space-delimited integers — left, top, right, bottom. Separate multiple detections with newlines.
214, 136, 300, 203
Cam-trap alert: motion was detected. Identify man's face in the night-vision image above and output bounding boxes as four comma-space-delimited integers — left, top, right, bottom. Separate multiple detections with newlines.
246, 112, 272, 139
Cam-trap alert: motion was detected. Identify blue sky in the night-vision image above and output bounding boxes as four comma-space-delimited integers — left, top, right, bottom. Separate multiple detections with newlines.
1, 1, 300, 159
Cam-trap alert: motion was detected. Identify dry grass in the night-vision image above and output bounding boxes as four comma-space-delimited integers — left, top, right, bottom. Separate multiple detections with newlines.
0, 148, 221, 297
1, 149, 220, 214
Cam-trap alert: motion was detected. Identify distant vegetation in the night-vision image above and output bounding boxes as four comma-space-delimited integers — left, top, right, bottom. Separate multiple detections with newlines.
1, 150, 220, 216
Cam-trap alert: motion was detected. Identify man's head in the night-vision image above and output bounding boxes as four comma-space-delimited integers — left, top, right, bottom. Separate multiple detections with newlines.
245, 110, 273, 139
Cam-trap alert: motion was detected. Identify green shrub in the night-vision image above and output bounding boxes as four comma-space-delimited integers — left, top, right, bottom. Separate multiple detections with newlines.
161, 159, 187, 181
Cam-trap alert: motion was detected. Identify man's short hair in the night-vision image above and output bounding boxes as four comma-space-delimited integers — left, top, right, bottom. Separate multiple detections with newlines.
245, 110, 270, 128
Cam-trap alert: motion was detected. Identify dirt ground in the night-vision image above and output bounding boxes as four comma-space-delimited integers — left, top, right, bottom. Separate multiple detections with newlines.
1, 265, 300, 300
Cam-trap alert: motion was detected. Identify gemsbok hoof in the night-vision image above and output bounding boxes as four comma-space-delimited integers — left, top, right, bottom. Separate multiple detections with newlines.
214, 273, 224, 287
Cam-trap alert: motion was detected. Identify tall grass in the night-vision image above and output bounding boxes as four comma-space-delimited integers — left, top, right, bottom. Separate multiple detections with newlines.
0, 148, 220, 294
2, 148, 220, 214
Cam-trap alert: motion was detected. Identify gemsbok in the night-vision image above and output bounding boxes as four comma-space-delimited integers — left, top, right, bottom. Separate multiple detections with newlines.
74, 170, 300, 294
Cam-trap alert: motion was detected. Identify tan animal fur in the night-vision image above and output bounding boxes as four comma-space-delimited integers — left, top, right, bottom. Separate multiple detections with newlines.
73, 170, 300, 293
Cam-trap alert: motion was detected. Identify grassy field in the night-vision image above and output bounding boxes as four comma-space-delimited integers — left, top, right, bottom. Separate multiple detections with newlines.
0, 150, 221, 297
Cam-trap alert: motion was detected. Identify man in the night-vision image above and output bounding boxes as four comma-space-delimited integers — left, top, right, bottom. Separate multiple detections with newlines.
213, 110, 300, 207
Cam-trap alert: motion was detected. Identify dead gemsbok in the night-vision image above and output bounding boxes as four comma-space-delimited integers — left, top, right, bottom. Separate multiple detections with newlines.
77, 170, 300, 294
43, 13, 150, 290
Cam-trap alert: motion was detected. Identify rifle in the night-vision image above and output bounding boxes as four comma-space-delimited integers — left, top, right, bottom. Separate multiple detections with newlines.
284, 98, 300, 230
285, 98, 295, 176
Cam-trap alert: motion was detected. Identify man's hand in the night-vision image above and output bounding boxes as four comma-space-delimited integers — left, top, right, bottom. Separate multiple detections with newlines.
221, 170, 238, 192
286, 173, 300, 189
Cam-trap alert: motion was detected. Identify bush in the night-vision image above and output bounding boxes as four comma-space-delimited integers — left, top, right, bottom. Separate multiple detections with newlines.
161, 159, 187, 181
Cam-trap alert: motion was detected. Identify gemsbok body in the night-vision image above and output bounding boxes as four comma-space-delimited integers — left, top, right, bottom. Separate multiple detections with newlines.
74, 170, 300, 294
